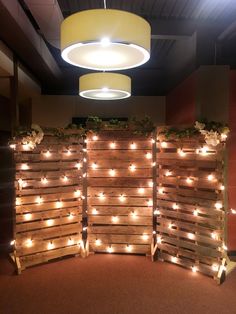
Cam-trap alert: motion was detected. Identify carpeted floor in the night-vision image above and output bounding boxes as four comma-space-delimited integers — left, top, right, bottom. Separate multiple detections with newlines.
0, 254, 236, 314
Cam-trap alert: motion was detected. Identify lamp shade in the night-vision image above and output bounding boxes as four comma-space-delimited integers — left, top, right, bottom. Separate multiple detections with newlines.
79, 73, 131, 100
61, 9, 150, 71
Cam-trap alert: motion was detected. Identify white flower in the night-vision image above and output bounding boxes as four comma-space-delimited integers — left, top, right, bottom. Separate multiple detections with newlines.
195, 121, 205, 130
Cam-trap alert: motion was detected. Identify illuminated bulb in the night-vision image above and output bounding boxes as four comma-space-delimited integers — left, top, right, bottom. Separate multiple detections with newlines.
66, 150, 71, 155
193, 209, 198, 216
211, 232, 218, 240
25, 238, 33, 248
75, 162, 82, 169
83, 226, 88, 231
24, 213, 32, 221
156, 236, 162, 244
82, 148, 87, 153
10, 240, 15, 246
119, 194, 126, 202
231, 209, 236, 214
68, 213, 74, 220
23, 144, 30, 150
91, 163, 98, 170
188, 233, 195, 240
129, 164, 136, 172
99, 192, 105, 200
147, 199, 153, 207
44, 150, 51, 158
107, 246, 113, 253
158, 188, 164, 194
67, 238, 74, 246
16, 198, 21, 206
212, 264, 219, 272
56, 201, 62, 208
161, 141, 167, 148
200, 146, 208, 155
92, 135, 98, 141
148, 181, 153, 187
221, 133, 227, 141
165, 170, 172, 177
130, 142, 137, 150
41, 177, 48, 184
81, 195, 85, 200
46, 219, 54, 226
142, 234, 149, 241
84, 139, 87, 143
18, 178, 27, 188
220, 184, 225, 191
192, 266, 198, 273
168, 223, 173, 229
62, 175, 68, 182
186, 177, 193, 184
215, 202, 223, 210
146, 152, 152, 159
110, 142, 116, 149
222, 244, 228, 251
83, 158, 87, 162
152, 162, 156, 167
109, 169, 116, 176
100, 37, 110, 46
112, 216, 119, 223
36, 196, 43, 204
74, 190, 81, 197
153, 230, 156, 235
207, 174, 215, 181
138, 187, 145, 194
92, 208, 98, 215
82, 173, 87, 178
178, 149, 186, 157
131, 211, 137, 219
171, 256, 178, 263
47, 242, 54, 250
95, 239, 101, 246
151, 138, 155, 144
21, 163, 29, 170
154, 209, 160, 215
172, 203, 179, 210
126, 245, 132, 252
9, 143, 16, 150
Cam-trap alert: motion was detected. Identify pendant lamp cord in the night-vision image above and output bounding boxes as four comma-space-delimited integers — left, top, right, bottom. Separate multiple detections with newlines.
103, 0, 107, 9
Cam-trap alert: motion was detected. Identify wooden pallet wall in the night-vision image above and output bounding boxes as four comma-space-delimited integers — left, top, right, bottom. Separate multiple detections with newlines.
154, 134, 226, 278
86, 131, 153, 254
13, 134, 84, 271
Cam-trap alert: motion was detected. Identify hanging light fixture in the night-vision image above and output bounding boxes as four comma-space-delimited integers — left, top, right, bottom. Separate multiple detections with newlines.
60, 1, 151, 70
79, 72, 131, 100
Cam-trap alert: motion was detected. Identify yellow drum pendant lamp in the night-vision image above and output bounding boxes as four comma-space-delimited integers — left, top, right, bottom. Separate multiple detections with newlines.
79, 73, 131, 100
61, 9, 151, 70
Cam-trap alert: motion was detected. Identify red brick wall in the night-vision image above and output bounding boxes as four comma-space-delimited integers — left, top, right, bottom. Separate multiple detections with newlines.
166, 73, 196, 125
228, 70, 236, 251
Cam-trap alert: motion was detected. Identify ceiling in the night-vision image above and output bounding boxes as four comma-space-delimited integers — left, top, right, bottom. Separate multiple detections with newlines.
1, 0, 236, 96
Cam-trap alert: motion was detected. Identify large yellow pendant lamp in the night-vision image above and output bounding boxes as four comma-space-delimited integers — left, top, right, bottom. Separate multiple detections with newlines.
79, 73, 131, 100
61, 3, 151, 71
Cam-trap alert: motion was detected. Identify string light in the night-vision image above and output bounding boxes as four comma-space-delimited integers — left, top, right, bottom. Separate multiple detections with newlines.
222, 243, 228, 251
56, 201, 63, 208
16, 198, 21, 206
200, 146, 208, 155
91, 162, 98, 170
24, 213, 32, 221
211, 232, 218, 240
68, 213, 74, 220
151, 138, 155, 144
36, 196, 43, 204
99, 192, 105, 200
47, 241, 54, 250
110, 142, 116, 149
193, 209, 198, 216
172, 203, 179, 210
186, 177, 193, 184
171, 256, 178, 263
152, 162, 156, 167
142, 234, 149, 241
82, 148, 87, 152
21, 163, 29, 170
18, 178, 27, 188
188, 233, 195, 240
66, 149, 71, 155
92, 135, 98, 141
25, 238, 33, 248
41, 177, 48, 184
191, 266, 198, 273
154, 209, 160, 215
126, 245, 132, 252
148, 181, 153, 187
112, 216, 119, 223
83, 158, 87, 162
131, 211, 137, 219
75, 162, 82, 169
156, 236, 162, 244
10, 240, 15, 246
168, 222, 173, 229
74, 190, 81, 197
119, 194, 126, 202
146, 152, 152, 159
207, 174, 215, 181
92, 208, 98, 215
62, 175, 68, 182
9, 143, 16, 150
215, 202, 223, 210
231, 208, 236, 214
212, 264, 219, 272
220, 184, 225, 191
178, 149, 186, 157
44, 150, 51, 158
130, 142, 137, 150
147, 199, 153, 207
161, 141, 167, 148
95, 239, 101, 246
109, 169, 116, 176
67, 238, 74, 246
129, 164, 136, 172
82, 173, 87, 178
165, 170, 172, 177
158, 187, 164, 194
221, 133, 227, 141
46, 219, 54, 226
107, 246, 113, 253
23, 144, 30, 150
153, 230, 156, 235
138, 187, 145, 194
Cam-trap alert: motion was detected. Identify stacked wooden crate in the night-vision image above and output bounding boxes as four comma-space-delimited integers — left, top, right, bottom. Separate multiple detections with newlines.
87, 130, 153, 254
154, 136, 226, 278
13, 133, 83, 272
